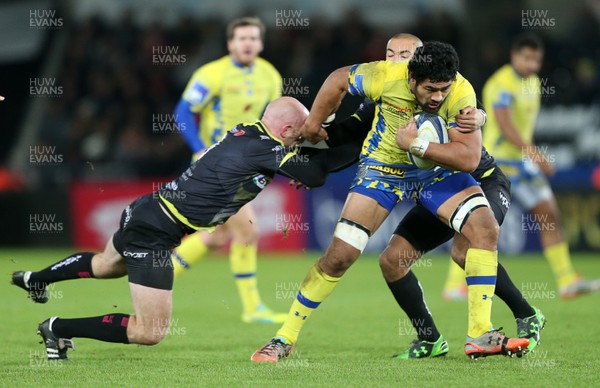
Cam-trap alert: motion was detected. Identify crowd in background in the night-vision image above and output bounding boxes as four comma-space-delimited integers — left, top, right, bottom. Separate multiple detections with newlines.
32, 4, 599, 184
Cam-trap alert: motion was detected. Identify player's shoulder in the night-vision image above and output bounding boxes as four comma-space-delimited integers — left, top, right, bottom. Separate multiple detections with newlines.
454, 72, 475, 93
354, 60, 408, 79
486, 64, 516, 86
233, 121, 276, 142
192, 56, 229, 76
255, 57, 280, 75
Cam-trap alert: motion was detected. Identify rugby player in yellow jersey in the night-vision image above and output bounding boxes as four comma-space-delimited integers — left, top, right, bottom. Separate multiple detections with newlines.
483, 33, 600, 299
171, 17, 286, 323
252, 42, 529, 361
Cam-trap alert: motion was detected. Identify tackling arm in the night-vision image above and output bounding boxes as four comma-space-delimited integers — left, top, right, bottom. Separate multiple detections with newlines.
301, 66, 352, 143
277, 143, 361, 188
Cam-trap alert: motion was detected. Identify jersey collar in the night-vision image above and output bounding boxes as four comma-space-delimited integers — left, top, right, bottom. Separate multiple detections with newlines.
256, 120, 284, 145
230, 56, 255, 74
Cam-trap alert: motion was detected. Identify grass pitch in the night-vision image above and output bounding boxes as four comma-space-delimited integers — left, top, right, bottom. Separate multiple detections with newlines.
2, 248, 600, 387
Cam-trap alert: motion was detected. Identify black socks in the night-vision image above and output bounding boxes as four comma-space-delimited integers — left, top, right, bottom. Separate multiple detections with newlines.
387, 271, 441, 342
52, 314, 130, 343
29, 252, 95, 284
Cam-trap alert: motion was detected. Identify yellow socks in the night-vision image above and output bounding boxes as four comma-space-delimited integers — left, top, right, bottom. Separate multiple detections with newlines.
276, 263, 340, 344
544, 241, 577, 289
465, 248, 498, 338
230, 241, 261, 314
443, 259, 466, 291
171, 232, 209, 277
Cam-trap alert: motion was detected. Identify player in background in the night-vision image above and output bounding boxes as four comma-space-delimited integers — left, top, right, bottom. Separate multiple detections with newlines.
321, 34, 544, 359
482, 33, 600, 299
252, 42, 530, 362
11, 97, 360, 360
171, 17, 286, 323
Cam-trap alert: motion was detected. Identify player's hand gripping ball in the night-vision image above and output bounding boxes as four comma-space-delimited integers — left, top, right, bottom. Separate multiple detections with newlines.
408, 113, 449, 170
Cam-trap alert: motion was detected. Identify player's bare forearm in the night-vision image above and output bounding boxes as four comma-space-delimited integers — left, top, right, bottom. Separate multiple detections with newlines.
423, 129, 482, 172
303, 66, 351, 143
495, 107, 530, 149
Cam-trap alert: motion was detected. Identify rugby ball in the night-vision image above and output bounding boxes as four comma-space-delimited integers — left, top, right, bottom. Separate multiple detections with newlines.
408, 113, 449, 170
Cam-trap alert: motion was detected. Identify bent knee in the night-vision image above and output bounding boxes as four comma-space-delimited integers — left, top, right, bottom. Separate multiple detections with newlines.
136, 327, 168, 346
450, 247, 467, 268
321, 240, 361, 275
462, 209, 500, 246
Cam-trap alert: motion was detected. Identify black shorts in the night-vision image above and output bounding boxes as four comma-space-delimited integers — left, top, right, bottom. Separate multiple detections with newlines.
394, 167, 512, 254
112, 193, 187, 290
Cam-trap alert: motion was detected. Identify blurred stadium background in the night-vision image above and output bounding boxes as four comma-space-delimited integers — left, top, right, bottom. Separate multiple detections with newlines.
0, 0, 599, 255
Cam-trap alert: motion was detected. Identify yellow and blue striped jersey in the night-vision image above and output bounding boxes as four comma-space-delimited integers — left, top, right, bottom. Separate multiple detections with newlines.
482, 64, 541, 160
347, 60, 476, 166
182, 55, 282, 147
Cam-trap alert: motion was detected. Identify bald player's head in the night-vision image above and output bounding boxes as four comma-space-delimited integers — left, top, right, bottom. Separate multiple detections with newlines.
386, 33, 423, 62
262, 97, 308, 147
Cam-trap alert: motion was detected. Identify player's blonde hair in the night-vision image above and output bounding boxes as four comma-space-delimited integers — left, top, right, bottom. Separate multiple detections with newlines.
226, 17, 265, 41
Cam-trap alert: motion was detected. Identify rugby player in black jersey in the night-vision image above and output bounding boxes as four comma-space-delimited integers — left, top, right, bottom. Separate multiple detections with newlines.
11, 97, 359, 360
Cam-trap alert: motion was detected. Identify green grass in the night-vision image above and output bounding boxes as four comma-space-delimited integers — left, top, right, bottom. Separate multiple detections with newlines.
2, 249, 600, 387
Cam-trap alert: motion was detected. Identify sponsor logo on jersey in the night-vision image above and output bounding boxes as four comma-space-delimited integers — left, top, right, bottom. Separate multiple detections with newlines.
252, 175, 268, 189
184, 82, 209, 105
233, 129, 246, 137
123, 251, 149, 259
498, 190, 510, 209
367, 165, 406, 177
259, 135, 271, 141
